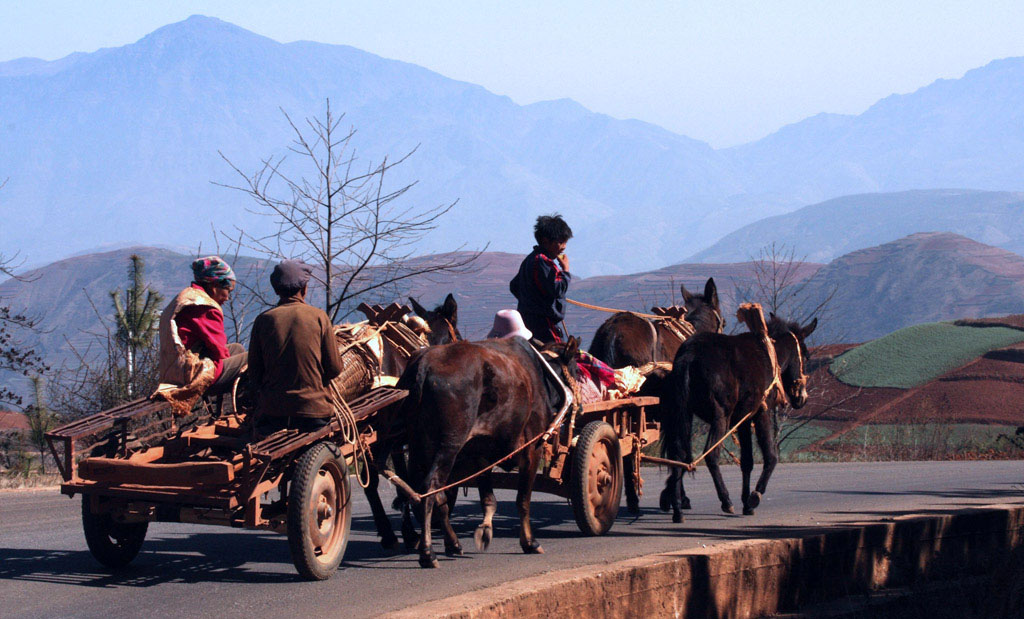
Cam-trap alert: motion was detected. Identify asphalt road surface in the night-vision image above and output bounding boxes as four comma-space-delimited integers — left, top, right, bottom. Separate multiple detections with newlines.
1, 461, 1022, 618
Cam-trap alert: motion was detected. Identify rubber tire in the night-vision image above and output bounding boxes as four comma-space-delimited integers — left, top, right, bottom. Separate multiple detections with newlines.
81, 495, 148, 569
287, 442, 352, 581
570, 421, 623, 536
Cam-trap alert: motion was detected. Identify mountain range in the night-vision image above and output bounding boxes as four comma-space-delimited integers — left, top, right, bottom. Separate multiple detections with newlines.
5, 230, 1024, 404
3, 16, 1024, 275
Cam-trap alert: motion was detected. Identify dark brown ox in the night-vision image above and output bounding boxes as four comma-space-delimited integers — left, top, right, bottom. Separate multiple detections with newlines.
588, 278, 724, 368
393, 336, 579, 568
660, 310, 816, 523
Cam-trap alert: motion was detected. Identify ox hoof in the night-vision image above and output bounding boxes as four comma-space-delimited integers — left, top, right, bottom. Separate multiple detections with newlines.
474, 525, 493, 551
748, 491, 762, 510
659, 488, 672, 512
419, 552, 439, 569
721, 503, 735, 515
522, 540, 544, 554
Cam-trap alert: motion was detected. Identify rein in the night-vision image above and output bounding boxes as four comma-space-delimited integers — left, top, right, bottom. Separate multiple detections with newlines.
566, 298, 677, 322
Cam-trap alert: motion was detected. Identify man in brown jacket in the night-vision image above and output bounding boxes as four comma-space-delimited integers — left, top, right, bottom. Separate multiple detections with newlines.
248, 259, 344, 433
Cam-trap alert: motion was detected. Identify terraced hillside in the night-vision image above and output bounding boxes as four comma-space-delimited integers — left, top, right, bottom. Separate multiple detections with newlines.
797, 316, 1024, 433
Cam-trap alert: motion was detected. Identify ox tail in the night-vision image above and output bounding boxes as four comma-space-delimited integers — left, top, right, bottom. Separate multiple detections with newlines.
736, 302, 769, 338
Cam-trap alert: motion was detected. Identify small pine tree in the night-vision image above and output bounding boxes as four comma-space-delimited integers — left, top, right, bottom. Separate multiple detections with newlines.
110, 254, 162, 397
25, 375, 56, 473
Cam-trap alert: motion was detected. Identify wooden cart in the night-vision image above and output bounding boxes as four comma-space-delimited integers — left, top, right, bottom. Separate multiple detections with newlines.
45, 386, 407, 581
473, 395, 661, 536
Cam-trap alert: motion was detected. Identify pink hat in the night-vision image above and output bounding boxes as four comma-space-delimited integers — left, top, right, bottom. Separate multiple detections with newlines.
487, 310, 533, 340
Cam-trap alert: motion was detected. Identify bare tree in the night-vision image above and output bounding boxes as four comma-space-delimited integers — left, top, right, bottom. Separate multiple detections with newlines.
217, 100, 481, 322
731, 242, 841, 453
24, 375, 56, 473
0, 251, 48, 408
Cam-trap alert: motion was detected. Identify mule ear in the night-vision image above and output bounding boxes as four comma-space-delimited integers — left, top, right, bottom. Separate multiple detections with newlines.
680, 284, 693, 302
441, 293, 458, 323
408, 297, 429, 317
704, 277, 719, 308
801, 317, 818, 338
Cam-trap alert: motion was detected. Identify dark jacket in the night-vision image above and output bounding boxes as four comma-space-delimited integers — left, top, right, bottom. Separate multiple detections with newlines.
509, 246, 572, 321
247, 296, 344, 418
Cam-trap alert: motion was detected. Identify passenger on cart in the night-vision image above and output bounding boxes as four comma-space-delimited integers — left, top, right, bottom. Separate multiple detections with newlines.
152, 256, 247, 413
509, 214, 573, 344
487, 309, 629, 404
247, 259, 345, 435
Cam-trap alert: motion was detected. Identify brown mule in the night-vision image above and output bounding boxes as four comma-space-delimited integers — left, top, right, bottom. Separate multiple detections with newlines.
660, 307, 816, 523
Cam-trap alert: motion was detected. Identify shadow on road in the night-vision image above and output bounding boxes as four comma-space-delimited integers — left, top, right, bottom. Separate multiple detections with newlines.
0, 532, 301, 587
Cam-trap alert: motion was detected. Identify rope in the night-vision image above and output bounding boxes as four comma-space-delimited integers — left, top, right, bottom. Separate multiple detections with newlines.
329, 381, 373, 488
566, 298, 673, 321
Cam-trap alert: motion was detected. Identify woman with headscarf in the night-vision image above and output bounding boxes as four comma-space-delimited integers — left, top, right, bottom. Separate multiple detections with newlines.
152, 255, 247, 413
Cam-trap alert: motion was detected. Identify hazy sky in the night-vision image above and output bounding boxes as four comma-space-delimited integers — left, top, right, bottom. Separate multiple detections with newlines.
3, 1, 1024, 147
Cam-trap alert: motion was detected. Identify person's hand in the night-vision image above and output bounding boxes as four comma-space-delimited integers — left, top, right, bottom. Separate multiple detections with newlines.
557, 253, 570, 272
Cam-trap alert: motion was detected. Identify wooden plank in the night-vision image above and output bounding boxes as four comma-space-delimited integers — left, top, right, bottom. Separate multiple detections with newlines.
79, 457, 235, 486
580, 396, 659, 413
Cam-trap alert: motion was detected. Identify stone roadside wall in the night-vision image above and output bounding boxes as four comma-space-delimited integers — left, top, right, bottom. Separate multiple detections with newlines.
389, 504, 1024, 618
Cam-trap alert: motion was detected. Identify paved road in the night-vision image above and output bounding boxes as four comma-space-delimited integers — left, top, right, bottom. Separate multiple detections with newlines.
1, 461, 1022, 618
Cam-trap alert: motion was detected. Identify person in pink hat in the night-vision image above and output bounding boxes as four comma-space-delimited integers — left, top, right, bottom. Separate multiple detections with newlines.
487, 309, 534, 340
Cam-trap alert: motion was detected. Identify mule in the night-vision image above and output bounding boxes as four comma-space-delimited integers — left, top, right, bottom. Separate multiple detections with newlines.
588, 277, 724, 514
660, 307, 816, 523
390, 336, 579, 568
361, 293, 462, 550
588, 278, 724, 368
409, 293, 462, 345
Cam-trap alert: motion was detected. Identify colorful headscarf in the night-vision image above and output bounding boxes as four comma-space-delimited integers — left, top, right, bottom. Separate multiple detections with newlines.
191, 256, 235, 286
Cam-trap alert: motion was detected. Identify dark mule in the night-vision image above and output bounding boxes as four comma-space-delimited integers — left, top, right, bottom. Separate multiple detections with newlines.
361, 293, 462, 550
588, 277, 724, 514
390, 336, 579, 568
409, 293, 462, 345
588, 278, 724, 368
660, 307, 816, 523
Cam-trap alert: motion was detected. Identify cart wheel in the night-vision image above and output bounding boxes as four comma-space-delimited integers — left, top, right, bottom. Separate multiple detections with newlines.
287, 441, 352, 581
570, 421, 623, 536
81, 495, 148, 568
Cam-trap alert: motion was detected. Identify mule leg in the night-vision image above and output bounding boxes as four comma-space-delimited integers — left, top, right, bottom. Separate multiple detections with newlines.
389, 447, 421, 551
417, 445, 460, 568
362, 462, 399, 549
624, 454, 640, 515
704, 406, 734, 514
516, 447, 544, 554
738, 420, 756, 515
437, 491, 463, 557
749, 412, 778, 512
475, 473, 497, 550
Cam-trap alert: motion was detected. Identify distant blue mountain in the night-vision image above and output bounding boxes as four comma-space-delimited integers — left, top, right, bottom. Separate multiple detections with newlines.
2, 16, 1024, 274
0, 15, 745, 275
690, 190, 1024, 263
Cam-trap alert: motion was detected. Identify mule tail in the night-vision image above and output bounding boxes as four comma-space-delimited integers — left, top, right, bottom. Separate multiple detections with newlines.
735, 302, 769, 338
660, 352, 693, 463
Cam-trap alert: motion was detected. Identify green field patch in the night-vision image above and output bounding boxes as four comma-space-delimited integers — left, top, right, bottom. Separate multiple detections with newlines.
830, 322, 1024, 388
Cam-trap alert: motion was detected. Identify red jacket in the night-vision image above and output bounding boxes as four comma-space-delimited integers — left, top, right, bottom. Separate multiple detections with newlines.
175, 284, 230, 379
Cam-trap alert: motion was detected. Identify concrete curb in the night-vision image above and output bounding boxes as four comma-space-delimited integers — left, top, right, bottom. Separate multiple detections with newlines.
388, 503, 1024, 618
